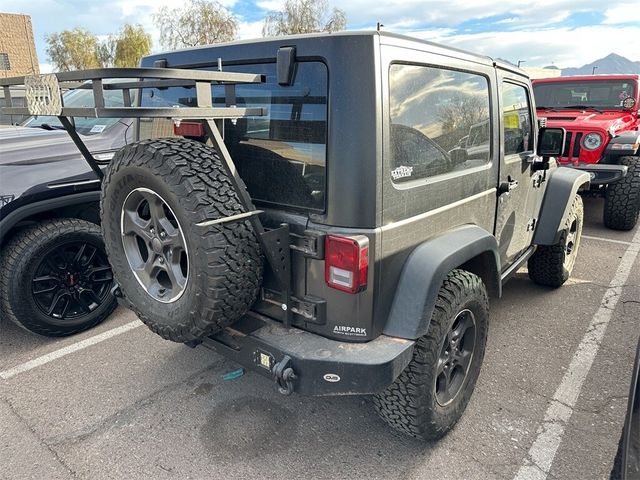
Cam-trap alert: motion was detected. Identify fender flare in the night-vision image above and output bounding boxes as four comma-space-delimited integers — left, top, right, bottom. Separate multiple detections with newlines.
383, 225, 500, 340
533, 167, 590, 246
0, 191, 100, 242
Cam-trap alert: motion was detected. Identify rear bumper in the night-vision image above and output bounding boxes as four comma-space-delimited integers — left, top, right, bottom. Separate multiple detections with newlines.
197, 312, 415, 396
568, 163, 628, 185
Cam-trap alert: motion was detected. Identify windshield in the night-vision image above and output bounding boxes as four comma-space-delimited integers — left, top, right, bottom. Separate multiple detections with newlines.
22, 82, 133, 135
533, 80, 637, 110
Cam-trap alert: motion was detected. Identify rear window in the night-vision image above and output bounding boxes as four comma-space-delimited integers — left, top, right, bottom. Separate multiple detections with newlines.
139, 62, 328, 211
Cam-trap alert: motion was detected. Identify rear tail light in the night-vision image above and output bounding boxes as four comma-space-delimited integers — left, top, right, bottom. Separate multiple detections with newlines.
173, 121, 205, 137
325, 235, 369, 293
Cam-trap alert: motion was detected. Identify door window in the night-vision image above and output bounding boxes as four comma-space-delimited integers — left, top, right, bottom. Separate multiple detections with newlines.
502, 83, 533, 155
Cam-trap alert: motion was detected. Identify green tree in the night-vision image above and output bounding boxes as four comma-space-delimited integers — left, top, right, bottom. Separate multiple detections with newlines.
45, 28, 100, 71
262, 0, 346, 37
114, 24, 152, 67
46, 24, 151, 71
97, 36, 116, 68
153, 0, 238, 49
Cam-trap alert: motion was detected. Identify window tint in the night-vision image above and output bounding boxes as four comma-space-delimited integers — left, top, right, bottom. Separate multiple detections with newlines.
388, 64, 491, 183
502, 82, 532, 155
140, 62, 327, 211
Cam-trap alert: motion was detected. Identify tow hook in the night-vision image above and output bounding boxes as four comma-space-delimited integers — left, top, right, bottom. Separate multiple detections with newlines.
272, 355, 296, 395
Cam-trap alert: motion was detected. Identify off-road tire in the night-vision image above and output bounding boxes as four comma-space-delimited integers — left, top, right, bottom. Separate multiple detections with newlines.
528, 194, 583, 288
0, 219, 116, 336
101, 138, 263, 343
373, 269, 489, 441
604, 156, 640, 231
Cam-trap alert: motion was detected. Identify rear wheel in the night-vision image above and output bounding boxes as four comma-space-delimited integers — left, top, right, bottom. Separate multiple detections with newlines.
101, 138, 263, 343
373, 269, 489, 440
528, 194, 583, 288
604, 156, 640, 231
0, 218, 116, 336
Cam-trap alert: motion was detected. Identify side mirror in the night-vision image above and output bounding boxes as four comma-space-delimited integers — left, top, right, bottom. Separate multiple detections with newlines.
537, 127, 566, 157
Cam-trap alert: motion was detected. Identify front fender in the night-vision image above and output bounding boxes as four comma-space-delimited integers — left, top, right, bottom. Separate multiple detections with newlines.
605, 131, 640, 157
533, 167, 590, 245
383, 225, 500, 340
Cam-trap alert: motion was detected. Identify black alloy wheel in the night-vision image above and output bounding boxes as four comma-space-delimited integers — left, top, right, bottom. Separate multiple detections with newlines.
435, 308, 477, 406
0, 218, 117, 337
31, 241, 112, 320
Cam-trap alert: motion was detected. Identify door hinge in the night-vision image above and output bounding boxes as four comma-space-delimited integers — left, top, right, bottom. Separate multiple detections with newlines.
532, 174, 544, 189
526, 218, 537, 232
289, 230, 325, 259
261, 289, 327, 325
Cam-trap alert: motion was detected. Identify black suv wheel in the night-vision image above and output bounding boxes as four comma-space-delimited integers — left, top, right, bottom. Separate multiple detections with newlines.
373, 269, 489, 440
0, 218, 116, 336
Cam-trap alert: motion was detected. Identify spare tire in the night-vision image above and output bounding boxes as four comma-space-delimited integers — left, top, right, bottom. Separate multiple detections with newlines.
101, 138, 263, 343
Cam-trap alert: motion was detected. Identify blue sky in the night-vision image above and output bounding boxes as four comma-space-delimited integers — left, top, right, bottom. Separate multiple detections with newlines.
1, 0, 639, 72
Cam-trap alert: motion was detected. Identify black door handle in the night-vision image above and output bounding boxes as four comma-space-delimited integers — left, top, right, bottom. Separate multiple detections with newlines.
498, 177, 518, 196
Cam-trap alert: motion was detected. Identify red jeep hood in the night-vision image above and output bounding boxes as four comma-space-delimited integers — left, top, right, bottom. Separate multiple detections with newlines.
540, 110, 637, 136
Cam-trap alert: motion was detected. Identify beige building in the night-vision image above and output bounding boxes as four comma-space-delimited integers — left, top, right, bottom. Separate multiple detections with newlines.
0, 13, 39, 78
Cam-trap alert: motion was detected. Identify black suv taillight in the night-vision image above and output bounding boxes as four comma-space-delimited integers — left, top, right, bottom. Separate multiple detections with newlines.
173, 121, 204, 137
324, 235, 369, 293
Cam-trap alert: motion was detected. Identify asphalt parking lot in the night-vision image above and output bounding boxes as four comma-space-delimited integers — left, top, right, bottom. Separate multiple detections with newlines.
1, 196, 639, 480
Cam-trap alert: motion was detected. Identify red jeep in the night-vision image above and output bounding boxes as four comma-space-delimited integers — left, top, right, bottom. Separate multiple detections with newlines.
532, 75, 640, 230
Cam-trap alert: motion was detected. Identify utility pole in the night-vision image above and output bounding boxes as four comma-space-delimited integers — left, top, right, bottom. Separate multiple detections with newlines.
592, 66, 598, 75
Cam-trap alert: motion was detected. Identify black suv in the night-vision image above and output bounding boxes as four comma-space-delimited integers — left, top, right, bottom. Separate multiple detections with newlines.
0, 31, 590, 440
0, 85, 131, 336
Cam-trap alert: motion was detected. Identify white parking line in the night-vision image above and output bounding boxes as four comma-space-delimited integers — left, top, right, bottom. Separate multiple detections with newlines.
0, 320, 143, 380
514, 227, 640, 480
582, 234, 632, 246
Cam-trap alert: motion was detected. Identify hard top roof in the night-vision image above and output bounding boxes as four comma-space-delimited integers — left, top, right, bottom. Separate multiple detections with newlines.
145, 30, 525, 75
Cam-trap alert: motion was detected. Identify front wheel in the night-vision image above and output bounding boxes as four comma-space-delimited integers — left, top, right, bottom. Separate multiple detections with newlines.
373, 269, 489, 441
528, 194, 583, 288
603, 156, 640, 231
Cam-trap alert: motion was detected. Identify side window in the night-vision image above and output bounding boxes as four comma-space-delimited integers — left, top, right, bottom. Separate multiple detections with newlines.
501, 82, 533, 155
388, 64, 491, 183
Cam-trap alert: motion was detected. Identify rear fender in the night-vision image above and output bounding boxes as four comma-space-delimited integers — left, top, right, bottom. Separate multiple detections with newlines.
383, 225, 500, 340
533, 167, 590, 245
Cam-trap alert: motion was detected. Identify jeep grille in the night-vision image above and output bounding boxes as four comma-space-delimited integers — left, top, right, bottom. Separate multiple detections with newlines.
561, 131, 584, 161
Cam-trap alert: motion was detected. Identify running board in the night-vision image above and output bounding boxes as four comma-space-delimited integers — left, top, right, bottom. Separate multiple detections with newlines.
501, 245, 536, 285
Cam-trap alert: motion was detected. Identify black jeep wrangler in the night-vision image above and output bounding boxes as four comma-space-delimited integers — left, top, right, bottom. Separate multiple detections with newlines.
0, 31, 589, 440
